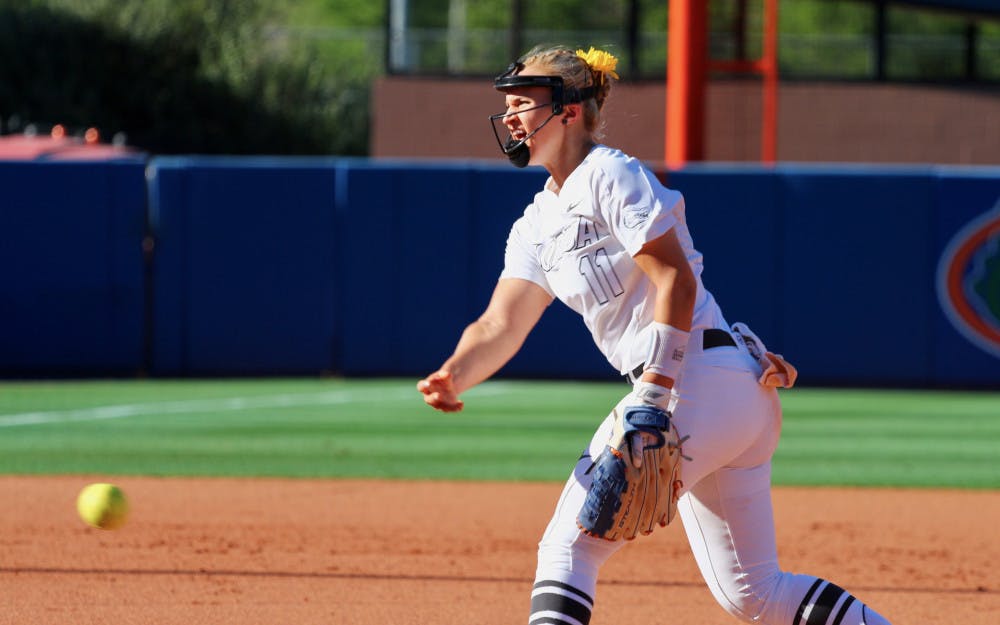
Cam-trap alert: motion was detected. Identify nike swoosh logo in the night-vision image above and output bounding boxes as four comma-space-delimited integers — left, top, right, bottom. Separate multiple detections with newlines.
623, 208, 650, 229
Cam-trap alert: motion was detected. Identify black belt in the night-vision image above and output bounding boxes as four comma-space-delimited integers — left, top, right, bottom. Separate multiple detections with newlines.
703, 328, 737, 349
626, 328, 737, 381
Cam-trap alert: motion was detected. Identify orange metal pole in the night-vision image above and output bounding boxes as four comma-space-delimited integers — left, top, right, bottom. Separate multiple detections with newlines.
761, 0, 779, 163
666, 0, 707, 168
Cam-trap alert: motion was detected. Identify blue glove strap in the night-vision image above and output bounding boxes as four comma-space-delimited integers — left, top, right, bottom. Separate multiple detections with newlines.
623, 405, 670, 450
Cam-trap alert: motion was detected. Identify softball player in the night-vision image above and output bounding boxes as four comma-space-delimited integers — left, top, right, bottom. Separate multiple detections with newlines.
418, 45, 892, 625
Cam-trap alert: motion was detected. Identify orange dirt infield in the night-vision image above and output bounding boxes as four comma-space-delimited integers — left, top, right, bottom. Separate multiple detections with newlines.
0, 476, 996, 625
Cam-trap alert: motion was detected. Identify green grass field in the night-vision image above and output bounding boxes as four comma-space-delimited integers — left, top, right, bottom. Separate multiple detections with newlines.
0, 378, 997, 488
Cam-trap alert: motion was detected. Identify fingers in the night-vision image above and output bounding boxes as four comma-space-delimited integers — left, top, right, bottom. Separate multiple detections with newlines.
628, 431, 662, 469
422, 391, 464, 412
628, 432, 644, 469
417, 370, 464, 412
417, 370, 451, 391
416, 370, 452, 396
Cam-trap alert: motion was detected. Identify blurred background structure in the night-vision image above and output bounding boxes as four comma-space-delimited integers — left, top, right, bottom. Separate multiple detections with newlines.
374, 0, 1000, 163
1, 0, 998, 162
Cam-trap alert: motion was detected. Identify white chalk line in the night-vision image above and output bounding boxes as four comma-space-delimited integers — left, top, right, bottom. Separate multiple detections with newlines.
0, 383, 513, 428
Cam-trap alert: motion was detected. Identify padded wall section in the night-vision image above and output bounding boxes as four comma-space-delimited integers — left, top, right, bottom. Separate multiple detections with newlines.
6, 158, 998, 387
0, 160, 147, 375
779, 166, 937, 385
334, 162, 475, 375
149, 158, 338, 375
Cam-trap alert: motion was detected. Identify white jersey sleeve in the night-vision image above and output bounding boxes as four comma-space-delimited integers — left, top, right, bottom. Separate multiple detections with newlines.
596, 155, 681, 256
499, 210, 556, 298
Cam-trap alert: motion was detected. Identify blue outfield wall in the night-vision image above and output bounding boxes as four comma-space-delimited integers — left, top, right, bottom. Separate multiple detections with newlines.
147, 158, 340, 375
778, 168, 937, 386
666, 165, 942, 387
333, 161, 608, 379
1, 158, 998, 387
0, 159, 148, 375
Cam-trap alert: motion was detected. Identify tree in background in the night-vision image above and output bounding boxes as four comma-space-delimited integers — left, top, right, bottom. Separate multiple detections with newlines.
0, 0, 371, 155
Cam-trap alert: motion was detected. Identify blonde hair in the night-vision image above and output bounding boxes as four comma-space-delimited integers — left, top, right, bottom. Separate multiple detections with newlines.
518, 44, 618, 139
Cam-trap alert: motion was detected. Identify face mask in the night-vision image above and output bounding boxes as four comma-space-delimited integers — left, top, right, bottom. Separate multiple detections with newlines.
489, 101, 557, 169
489, 61, 594, 168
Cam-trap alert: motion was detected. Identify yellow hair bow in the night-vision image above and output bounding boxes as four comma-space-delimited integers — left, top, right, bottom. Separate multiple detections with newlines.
575, 47, 620, 82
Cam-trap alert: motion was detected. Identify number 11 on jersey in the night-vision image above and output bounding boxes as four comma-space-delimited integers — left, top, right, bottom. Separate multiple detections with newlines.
579, 247, 624, 304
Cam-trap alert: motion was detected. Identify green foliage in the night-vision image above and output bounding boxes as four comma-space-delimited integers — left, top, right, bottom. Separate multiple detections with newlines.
888, 5, 973, 80
524, 0, 625, 30
284, 0, 384, 28
774, 0, 875, 78
0, 0, 370, 154
981, 21, 1000, 80
381, 0, 999, 81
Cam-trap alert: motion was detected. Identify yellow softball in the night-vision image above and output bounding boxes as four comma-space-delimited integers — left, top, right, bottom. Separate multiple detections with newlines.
76, 483, 129, 530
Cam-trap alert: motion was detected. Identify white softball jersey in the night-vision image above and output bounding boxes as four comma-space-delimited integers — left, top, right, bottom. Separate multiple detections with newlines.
499, 144, 728, 374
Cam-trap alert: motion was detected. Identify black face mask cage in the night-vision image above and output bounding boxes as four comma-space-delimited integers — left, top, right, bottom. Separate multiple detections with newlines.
488, 61, 599, 167
488, 101, 554, 161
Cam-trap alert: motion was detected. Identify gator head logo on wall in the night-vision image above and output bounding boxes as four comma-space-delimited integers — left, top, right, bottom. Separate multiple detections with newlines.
936, 199, 1000, 359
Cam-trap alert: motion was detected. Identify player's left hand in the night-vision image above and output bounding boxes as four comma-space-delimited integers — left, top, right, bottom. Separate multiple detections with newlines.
577, 395, 685, 541
627, 380, 673, 468
416, 370, 465, 412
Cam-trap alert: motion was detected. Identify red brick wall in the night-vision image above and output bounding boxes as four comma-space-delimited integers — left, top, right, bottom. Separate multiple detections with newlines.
372, 76, 1000, 165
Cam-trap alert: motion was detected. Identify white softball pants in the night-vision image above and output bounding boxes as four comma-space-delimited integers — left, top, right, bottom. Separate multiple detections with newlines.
530, 335, 892, 625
